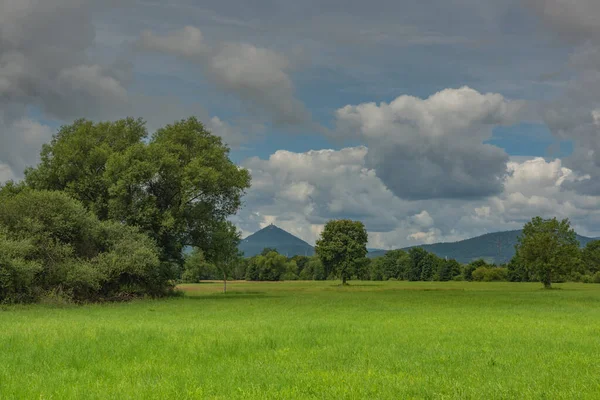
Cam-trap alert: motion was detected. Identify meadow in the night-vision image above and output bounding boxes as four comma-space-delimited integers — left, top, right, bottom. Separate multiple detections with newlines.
1, 281, 599, 399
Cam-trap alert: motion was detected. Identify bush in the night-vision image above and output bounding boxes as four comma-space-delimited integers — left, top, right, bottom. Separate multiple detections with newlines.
472, 267, 508, 282
0, 233, 42, 304
0, 190, 170, 303
581, 274, 593, 284
182, 249, 217, 282
594, 272, 600, 284
245, 252, 288, 281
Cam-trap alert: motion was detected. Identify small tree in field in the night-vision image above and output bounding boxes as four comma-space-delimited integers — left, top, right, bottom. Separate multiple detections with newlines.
515, 217, 580, 289
315, 220, 368, 285
205, 222, 241, 293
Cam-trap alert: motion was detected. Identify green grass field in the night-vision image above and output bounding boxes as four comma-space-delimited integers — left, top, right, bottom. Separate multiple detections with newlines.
1, 281, 599, 399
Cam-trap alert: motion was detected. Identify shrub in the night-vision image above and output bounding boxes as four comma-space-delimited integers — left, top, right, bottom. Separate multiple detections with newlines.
0, 233, 42, 304
182, 249, 217, 282
472, 267, 508, 282
0, 190, 169, 303
593, 272, 600, 284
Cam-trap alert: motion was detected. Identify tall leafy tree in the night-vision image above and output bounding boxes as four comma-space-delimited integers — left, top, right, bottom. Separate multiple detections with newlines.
408, 247, 428, 281
438, 259, 462, 281
315, 220, 368, 285
420, 253, 439, 281
25, 117, 251, 267
515, 217, 580, 289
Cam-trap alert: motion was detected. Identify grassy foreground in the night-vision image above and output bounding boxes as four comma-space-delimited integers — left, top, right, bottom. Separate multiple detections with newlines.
1, 281, 599, 399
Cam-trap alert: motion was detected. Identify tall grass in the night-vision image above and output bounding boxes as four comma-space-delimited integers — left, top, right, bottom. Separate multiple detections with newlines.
1, 281, 599, 399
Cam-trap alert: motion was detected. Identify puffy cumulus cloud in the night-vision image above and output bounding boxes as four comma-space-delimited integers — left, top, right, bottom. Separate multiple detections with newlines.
334, 87, 532, 200
137, 26, 311, 126
233, 146, 418, 245
235, 148, 600, 250
410, 211, 434, 228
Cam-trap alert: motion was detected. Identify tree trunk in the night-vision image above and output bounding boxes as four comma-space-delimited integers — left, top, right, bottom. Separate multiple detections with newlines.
543, 271, 552, 289
342, 275, 347, 286
223, 272, 227, 293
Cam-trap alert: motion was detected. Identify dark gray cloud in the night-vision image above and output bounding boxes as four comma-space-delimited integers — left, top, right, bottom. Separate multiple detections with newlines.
0, 0, 131, 177
525, 0, 600, 195
137, 26, 312, 127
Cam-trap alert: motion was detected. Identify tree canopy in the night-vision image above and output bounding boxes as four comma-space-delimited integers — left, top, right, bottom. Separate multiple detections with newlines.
25, 117, 251, 267
515, 217, 580, 288
315, 220, 368, 285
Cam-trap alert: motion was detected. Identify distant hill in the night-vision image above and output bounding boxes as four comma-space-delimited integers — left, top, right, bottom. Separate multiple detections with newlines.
368, 230, 598, 264
239, 224, 315, 257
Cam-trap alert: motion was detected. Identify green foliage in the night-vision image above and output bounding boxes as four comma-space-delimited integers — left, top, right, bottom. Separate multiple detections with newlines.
204, 221, 242, 292
0, 190, 169, 303
261, 248, 278, 256
259, 252, 289, 281
471, 267, 508, 282
283, 260, 299, 281
245, 251, 290, 281
291, 255, 310, 277
25, 117, 251, 266
420, 253, 439, 281
515, 217, 581, 288
371, 250, 410, 281
507, 256, 530, 282
182, 250, 217, 282
438, 259, 462, 281
408, 247, 428, 281
315, 220, 368, 285
0, 232, 42, 304
463, 259, 488, 281
582, 240, 600, 274
298, 256, 326, 280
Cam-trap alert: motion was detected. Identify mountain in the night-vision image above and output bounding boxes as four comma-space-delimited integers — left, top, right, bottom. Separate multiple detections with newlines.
239, 224, 315, 257
368, 230, 598, 264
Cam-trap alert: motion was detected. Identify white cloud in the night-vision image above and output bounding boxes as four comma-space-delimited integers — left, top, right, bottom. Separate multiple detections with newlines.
411, 211, 434, 228
235, 146, 600, 249
334, 86, 533, 199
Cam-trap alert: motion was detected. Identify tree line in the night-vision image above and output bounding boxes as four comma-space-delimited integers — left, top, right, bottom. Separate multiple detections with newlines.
183, 218, 600, 288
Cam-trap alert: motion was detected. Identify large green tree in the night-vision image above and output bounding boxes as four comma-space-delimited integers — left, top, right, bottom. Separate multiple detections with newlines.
315, 220, 368, 285
515, 217, 580, 289
25, 117, 251, 267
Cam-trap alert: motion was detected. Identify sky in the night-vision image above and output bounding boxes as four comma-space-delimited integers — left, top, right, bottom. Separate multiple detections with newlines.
1, 0, 600, 249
